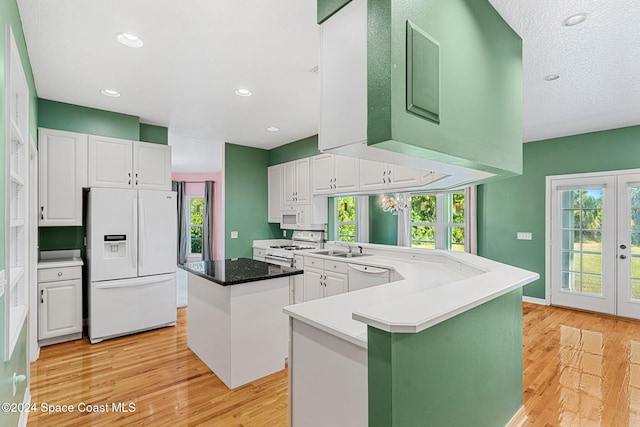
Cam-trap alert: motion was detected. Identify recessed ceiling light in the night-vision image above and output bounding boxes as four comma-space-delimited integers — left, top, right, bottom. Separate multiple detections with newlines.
100, 89, 121, 97
562, 13, 587, 27
117, 32, 144, 48
267, 126, 279, 132
235, 88, 252, 97
544, 74, 560, 82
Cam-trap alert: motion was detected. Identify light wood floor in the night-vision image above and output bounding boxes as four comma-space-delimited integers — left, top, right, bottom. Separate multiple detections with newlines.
28, 304, 640, 426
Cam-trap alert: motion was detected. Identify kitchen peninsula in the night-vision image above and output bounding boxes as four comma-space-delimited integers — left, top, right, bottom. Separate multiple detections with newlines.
284, 244, 539, 427
180, 258, 302, 389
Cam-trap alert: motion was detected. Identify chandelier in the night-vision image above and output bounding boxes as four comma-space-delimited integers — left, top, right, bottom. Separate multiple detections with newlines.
380, 194, 410, 215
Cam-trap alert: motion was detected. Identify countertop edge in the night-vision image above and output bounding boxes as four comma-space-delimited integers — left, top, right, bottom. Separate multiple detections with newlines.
179, 262, 302, 286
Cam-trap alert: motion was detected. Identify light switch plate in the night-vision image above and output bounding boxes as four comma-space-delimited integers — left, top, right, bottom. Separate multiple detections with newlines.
517, 232, 532, 240
231, 231, 238, 239
282, 230, 287, 237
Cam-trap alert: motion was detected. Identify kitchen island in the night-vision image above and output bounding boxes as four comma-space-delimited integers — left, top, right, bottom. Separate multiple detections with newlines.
180, 258, 302, 389
284, 244, 538, 427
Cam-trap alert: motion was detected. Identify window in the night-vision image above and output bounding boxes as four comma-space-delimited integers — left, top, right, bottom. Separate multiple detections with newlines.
188, 197, 204, 256
410, 192, 467, 252
334, 196, 369, 243
336, 196, 357, 242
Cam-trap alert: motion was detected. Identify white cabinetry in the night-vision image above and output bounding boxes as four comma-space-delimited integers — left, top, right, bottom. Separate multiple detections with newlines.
267, 164, 284, 222
283, 159, 310, 205
359, 159, 431, 191
312, 154, 359, 195
37, 262, 82, 344
38, 128, 87, 226
303, 256, 348, 301
252, 248, 266, 262
88, 136, 171, 190
292, 255, 304, 304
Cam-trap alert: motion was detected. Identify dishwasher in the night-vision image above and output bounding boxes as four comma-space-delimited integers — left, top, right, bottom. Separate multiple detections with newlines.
348, 264, 391, 291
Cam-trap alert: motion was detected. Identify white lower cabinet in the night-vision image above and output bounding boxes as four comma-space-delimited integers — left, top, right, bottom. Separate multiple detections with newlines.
303, 257, 348, 302
293, 255, 304, 304
38, 265, 82, 343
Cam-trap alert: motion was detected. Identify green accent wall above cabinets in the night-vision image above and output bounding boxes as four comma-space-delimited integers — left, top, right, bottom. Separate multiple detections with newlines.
366, 0, 523, 177
477, 125, 640, 300
369, 195, 397, 245
139, 123, 169, 145
268, 135, 321, 166
38, 99, 140, 140
317, 0, 352, 24
225, 143, 279, 258
368, 289, 523, 427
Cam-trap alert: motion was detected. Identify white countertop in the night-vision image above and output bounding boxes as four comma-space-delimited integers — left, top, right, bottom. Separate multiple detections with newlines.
283, 244, 538, 348
38, 250, 84, 269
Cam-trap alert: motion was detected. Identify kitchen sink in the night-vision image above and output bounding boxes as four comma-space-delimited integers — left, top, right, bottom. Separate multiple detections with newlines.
313, 250, 371, 258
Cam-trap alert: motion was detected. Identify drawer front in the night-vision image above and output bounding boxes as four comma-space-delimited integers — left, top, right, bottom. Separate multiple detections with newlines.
324, 260, 348, 275
304, 256, 323, 268
38, 266, 82, 283
253, 248, 266, 258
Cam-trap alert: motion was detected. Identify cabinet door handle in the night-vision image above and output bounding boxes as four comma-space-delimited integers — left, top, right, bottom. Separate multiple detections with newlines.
135, 180, 138, 185
58, 272, 63, 277
40, 289, 44, 303
40, 206, 44, 220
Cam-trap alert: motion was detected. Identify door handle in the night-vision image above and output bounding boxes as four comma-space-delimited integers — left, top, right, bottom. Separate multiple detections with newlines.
620, 254, 627, 259
621, 244, 627, 250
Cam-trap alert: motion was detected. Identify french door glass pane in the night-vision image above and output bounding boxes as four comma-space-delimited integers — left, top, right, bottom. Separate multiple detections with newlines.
632, 278, 640, 300
559, 189, 604, 296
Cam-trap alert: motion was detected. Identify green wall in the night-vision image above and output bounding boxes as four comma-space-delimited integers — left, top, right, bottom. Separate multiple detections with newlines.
268, 135, 320, 166
478, 125, 640, 299
225, 143, 278, 258
368, 0, 523, 176
38, 99, 139, 139
369, 195, 397, 245
139, 123, 168, 145
37, 99, 169, 253
368, 289, 523, 427
1, 0, 38, 423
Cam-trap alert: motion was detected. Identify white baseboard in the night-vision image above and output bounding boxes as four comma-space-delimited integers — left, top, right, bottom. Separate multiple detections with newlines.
522, 296, 548, 305
505, 405, 527, 427
18, 387, 30, 427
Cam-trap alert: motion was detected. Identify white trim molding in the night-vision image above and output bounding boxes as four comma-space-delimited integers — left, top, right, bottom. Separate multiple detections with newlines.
522, 296, 549, 305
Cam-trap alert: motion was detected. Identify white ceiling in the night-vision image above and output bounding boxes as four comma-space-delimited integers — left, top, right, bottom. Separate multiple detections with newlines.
16, 0, 640, 173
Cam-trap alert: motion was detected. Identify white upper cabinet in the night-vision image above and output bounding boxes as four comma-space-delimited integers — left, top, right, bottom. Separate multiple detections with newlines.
267, 164, 284, 222
38, 128, 87, 226
88, 135, 133, 188
387, 165, 423, 189
283, 158, 310, 205
359, 159, 434, 191
359, 159, 389, 192
88, 136, 171, 190
312, 154, 359, 195
133, 141, 172, 190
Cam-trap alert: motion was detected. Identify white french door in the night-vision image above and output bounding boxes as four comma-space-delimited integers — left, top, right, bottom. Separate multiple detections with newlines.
549, 171, 640, 320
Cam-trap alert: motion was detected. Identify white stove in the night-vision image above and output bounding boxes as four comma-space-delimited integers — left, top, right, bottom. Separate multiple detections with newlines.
264, 231, 324, 267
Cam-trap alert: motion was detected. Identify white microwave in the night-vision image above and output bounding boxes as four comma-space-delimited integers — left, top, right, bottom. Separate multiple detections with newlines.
281, 204, 326, 230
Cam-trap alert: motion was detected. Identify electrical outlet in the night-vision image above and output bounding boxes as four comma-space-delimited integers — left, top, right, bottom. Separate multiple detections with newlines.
517, 232, 532, 240
282, 230, 287, 237
231, 231, 238, 239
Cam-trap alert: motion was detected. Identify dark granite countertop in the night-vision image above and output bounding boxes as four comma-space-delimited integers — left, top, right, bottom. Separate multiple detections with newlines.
179, 258, 303, 286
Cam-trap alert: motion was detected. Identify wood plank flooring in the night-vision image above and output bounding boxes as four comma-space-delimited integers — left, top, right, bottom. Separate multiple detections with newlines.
27, 304, 640, 426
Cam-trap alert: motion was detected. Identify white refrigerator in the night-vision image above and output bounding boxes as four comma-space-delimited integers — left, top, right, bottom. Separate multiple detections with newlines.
87, 187, 177, 343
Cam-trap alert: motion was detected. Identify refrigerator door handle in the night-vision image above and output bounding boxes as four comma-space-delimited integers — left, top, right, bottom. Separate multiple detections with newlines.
132, 197, 138, 270
94, 275, 173, 290
139, 198, 145, 267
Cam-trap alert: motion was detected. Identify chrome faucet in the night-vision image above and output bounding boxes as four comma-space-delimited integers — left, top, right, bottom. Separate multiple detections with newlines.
335, 241, 354, 253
